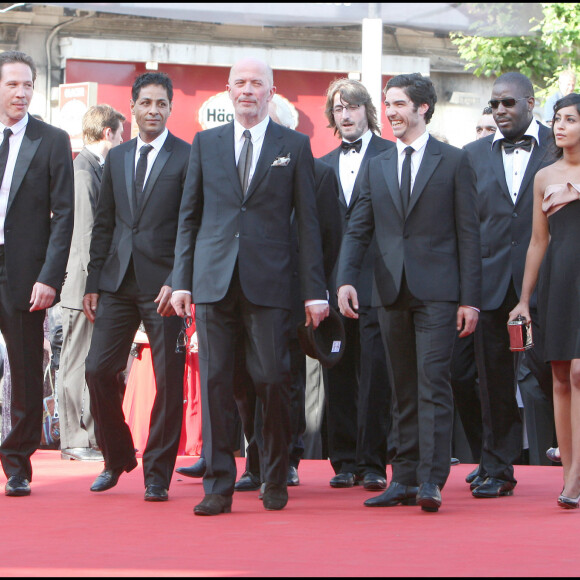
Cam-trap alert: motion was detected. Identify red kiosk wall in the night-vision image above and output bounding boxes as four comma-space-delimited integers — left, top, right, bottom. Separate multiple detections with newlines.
65, 59, 394, 157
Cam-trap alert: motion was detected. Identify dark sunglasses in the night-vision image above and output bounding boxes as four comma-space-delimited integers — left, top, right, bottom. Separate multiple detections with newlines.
175, 316, 193, 353
488, 97, 530, 109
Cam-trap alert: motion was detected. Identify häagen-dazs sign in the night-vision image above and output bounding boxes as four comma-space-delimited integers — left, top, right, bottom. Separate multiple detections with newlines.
198, 92, 299, 130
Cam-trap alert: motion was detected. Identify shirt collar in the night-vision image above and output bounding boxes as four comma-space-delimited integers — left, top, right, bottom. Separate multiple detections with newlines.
84, 143, 106, 166
342, 129, 373, 148
396, 130, 429, 155
0, 113, 28, 137
234, 115, 270, 143
492, 119, 540, 149
136, 128, 168, 152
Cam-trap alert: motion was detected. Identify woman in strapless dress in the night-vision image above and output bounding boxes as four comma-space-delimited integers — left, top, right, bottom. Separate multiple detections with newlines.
510, 93, 580, 510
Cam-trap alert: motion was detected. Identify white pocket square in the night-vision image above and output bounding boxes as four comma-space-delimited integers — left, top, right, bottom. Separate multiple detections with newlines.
271, 153, 291, 167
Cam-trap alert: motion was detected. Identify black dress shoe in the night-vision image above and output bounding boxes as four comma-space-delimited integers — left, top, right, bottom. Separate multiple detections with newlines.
287, 466, 299, 487
450, 457, 460, 466
234, 471, 261, 491
363, 473, 387, 491
194, 494, 232, 516
364, 481, 419, 507
465, 466, 481, 484
144, 484, 168, 502
175, 457, 206, 478
5, 476, 31, 497
469, 475, 487, 491
329, 472, 357, 488
417, 482, 442, 512
262, 482, 288, 511
90, 457, 138, 492
471, 477, 515, 498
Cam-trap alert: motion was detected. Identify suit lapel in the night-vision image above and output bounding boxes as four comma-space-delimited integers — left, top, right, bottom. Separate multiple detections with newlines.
135, 134, 173, 220
218, 122, 244, 199
244, 121, 284, 201
407, 136, 442, 216
490, 141, 511, 202
124, 142, 137, 217
7, 127, 42, 214
80, 149, 103, 183
380, 146, 404, 220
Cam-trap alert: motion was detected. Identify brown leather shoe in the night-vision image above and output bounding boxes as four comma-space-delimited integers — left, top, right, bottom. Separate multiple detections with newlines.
193, 494, 232, 516
262, 482, 288, 511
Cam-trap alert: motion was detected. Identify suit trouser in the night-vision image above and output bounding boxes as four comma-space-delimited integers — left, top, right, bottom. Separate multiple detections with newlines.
85, 264, 184, 488
0, 248, 45, 481
475, 282, 553, 481
58, 306, 98, 450
196, 268, 292, 497
325, 306, 392, 477
378, 279, 457, 488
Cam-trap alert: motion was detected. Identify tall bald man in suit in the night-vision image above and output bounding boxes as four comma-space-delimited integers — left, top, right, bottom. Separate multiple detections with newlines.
320, 78, 395, 491
172, 57, 328, 515
338, 73, 481, 512
84, 72, 190, 502
0, 51, 74, 496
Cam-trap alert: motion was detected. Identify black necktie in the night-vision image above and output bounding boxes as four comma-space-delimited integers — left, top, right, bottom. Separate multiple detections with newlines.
503, 136, 533, 153
238, 129, 253, 195
341, 139, 362, 154
400, 146, 414, 215
134, 144, 153, 205
0, 128, 13, 188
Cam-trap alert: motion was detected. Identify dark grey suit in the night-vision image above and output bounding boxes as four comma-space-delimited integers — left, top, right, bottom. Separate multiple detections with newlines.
0, 115, 74, 481
85, 132, 190, 489
337, 136, 481, 488
464, 124, 556, 480
58, 148, 102, 450
172, 119, 327, 496
321, 134, 395, 478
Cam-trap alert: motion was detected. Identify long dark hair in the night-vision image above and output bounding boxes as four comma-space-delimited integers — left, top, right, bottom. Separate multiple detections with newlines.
552, 92, 580, 159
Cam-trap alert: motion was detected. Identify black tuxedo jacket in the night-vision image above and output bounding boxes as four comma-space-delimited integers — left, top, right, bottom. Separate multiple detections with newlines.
464, 123, 555, 310
173, 120, 327, 309
61, 148, 102, 309
337, 135, 481, 309
3, 115, 74, 310
321, 134, 395, 307
86, 132, 190, 295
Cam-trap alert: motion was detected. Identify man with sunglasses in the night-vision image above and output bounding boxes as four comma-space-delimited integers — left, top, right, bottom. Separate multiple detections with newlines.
463, 72, 555, 499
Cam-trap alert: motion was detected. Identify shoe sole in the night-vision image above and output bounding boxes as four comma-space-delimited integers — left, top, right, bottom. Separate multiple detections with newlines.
472, 490, 514, 498
145, 495, 168, 502
193, 506, 232, 515
365, 498, 417, 507
364, 483, 387, 491
5, 489, 31, 497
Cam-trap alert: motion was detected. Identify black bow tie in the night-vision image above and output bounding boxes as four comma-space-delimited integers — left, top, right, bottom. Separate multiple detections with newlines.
341, 139, 362, 154
502, 136, 534, 153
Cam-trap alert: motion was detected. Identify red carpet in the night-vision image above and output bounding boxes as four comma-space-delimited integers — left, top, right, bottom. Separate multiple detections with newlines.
0, 452, 578, 577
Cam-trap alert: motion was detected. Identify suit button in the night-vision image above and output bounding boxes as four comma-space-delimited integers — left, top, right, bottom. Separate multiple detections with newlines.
132, 227, 138, 234
241, 207, 246, 212
235, 232, 239, 238
512, 212, 518, 218
511, 241, 518, 246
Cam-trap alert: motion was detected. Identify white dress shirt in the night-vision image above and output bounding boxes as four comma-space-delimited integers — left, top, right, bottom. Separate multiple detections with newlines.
234, 115, 270, 189
134, 129, 169, 187
339, 129, 373, 206
0, 114, 29, 245
395, 130, 430, 193
492, 119, 540, 204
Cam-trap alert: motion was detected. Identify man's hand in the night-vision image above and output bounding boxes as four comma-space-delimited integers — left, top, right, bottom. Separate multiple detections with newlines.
337, 285, 359, 319
29, 282, 56, 312
457, 306, 479, 338
82, 293, 99, 323
171, 291, 191, 318
154, 285, 176, 316
305, 303, 329, 329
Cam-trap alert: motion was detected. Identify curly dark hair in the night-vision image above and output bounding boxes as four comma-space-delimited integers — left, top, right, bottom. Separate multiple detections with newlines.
384, 73, 437, 124
132, 72, 173, 102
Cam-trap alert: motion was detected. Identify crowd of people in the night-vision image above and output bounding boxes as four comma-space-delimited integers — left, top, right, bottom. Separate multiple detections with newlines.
0, 48, 578, 514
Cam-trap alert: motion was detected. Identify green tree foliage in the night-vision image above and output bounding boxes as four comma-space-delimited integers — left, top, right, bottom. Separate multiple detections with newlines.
450, 3, 580, 98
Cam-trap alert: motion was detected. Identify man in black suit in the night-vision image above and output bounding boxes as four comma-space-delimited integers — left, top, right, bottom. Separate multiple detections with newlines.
320, 78, 395, 491
0, 51, 74, 496
171, 57, 328, 515
84, 72, 190, 502
464, 72, 555, 498
59, 104, 125, 463
338, 73, 481, 512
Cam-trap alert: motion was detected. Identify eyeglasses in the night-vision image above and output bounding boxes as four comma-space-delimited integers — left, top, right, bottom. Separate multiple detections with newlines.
488, 97, 530, 109
332, 104, 361, 115
175, 316, 193, 353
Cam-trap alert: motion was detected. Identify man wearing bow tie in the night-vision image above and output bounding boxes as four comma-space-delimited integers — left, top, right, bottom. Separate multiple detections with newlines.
463, 72, 556, 498
320, 79, 395, 491
171, 58, 328, 515
83, 73, 190, 502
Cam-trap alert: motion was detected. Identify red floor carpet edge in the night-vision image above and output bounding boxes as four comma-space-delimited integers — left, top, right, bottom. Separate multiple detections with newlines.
0, 451, 578, 577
